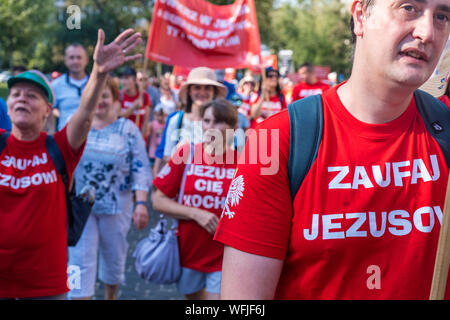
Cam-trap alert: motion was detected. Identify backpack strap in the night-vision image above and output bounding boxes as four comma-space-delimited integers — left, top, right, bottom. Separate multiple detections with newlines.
45, 135, 69, 187
45, 135, 75, 228
0, 131, 11, 154
287, 95, 323, 200
176, 111, 185, 143
414, 89, 450, 167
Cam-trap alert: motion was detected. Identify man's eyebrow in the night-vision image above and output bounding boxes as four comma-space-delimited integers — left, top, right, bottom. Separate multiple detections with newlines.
437, 4, 450, 12
412, 0, 450, 12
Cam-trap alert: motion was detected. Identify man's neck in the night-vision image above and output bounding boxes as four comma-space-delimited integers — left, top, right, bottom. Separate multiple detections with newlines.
69, 71, 87, 81
305, 79, 318, 86
126, 87, 138, 97
337, 71, 414, 125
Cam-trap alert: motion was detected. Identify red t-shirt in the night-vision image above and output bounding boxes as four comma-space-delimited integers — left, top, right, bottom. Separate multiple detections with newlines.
292, 81, 330, 102
0, 127, 84, 298
153, 143, 237, 272
438, 95, 450, 108
250, 93, 287, 129
121, 90, 151, 129
214, 84, 450, 299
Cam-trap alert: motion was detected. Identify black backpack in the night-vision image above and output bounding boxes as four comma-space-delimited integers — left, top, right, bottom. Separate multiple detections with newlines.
287, 90, 450, 199
0, 132, 92, 246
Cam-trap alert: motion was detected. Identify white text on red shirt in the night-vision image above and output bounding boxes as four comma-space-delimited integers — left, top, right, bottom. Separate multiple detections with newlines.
328, 155, 440, 190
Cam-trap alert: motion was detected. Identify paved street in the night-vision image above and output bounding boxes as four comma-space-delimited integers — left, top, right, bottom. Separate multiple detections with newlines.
93, 197, 184, 300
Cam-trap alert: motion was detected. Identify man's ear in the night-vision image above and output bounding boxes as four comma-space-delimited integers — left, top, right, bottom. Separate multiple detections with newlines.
44, 103, 52, 119
351, 0, 366, 38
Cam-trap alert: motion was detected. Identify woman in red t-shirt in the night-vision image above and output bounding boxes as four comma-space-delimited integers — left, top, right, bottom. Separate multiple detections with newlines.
152, 99, 238, 300
0, 29, 142, 300
119, 67, 151, 140
250, 67, 287, 129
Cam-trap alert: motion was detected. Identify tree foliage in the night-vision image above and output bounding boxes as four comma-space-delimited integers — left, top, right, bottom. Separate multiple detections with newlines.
270, 0, 353, 76
0, 0, 353, 77
0, 0, 54, 68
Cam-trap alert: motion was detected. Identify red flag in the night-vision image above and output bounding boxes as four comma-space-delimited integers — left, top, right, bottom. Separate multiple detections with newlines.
172, 65, 191, 79
146, 0, 261, 69
314, 66, 331, 81
249, 54, 278, 74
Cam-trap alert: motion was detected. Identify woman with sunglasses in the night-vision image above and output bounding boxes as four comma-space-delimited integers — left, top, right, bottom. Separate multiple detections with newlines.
249, 67, 287, 129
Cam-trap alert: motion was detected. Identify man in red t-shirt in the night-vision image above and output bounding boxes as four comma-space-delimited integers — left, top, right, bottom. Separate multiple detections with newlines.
0, 29, 142, 299
119, 67, 151, 140
291, 62, 331, 102
214, 0, 450, 300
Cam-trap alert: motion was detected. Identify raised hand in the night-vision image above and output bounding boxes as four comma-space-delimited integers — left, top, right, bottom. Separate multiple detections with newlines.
93, 28, 142, 74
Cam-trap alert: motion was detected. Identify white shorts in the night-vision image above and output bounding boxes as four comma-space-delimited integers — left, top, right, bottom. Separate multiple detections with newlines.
67, 211, 132, 299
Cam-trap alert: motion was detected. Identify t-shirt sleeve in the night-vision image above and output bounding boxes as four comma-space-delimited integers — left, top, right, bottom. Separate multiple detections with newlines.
51, 81, 60, 110
53, 125, 86, 184
291, 84, 300, 101
126, 120, 152, 191
163, 113, 181, 158
281, 95, 288, 109
155, 112, 177, 159
153, 143, 190, 199
214, 111, 293, 260
250, 93, 260, 105
144, 92, 151, 108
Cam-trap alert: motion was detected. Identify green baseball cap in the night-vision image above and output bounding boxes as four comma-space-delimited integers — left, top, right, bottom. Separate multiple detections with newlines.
7, 70, 54, 105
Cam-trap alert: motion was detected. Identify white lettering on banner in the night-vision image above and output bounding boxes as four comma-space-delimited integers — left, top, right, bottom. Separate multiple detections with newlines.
0, 170, 58, 190
328, 155, 440, 190
159, 0, 199, 22
303, 206, 443, 240
183, 194, 227, 210
1, 153, 48, 170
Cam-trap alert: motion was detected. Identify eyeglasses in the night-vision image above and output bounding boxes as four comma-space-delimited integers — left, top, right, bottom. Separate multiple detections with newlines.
267, 74, 278, 79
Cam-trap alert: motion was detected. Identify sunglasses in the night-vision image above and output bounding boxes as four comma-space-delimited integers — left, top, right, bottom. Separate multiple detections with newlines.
267, 74, 279, 79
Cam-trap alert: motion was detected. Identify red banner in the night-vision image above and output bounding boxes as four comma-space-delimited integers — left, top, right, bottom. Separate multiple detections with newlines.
146, 0, 262, 69
314, 66, 331, 81
264, 54, 278, 70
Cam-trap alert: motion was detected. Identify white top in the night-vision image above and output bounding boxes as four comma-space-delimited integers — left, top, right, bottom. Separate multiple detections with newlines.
163, 112, 203, 158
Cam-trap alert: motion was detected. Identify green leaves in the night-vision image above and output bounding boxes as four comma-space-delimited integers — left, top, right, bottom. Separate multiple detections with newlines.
270, 0, 353, 76
0, 0, 353, 77
0, 0, 54, 68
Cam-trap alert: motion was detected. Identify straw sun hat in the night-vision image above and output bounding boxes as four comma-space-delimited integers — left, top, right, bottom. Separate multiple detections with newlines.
178, 67, 228, 103
420, 48, 450, 97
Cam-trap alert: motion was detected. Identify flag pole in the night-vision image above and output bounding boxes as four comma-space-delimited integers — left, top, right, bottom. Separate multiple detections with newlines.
136, 26, 150, 135
430, 172, 450, 299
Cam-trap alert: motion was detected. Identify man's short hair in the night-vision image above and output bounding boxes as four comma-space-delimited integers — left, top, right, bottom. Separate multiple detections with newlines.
350, 0, 375, 44
65, 43, 88, 56
299, 62, 314, 73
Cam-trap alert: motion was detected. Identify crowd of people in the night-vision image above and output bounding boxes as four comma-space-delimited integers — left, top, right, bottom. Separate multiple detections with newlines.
0, 0, 449, 301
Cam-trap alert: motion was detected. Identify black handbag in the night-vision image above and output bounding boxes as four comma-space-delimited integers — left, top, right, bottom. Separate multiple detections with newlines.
45, 136, 94, 246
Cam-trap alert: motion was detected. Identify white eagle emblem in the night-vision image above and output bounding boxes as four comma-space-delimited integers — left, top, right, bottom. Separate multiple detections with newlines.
157, 165, 171, 179
222, 175, 245, 219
